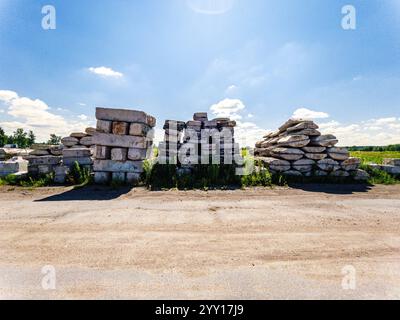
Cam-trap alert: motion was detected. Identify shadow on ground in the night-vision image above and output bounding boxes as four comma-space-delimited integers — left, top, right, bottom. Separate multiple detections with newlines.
35, 185, 134, 202
288, 183, 373, 195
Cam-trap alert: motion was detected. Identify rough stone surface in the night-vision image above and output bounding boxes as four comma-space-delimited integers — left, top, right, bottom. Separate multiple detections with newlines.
112, 172, 126, 182
129, 123, 151, 137
277, 135, 310, 148
305, 153, 327, 160
292, 159, 315, 173
327, 147, 350, 161
310, 135, 339, 147
27, 156, 62, 166
353, 169, 370, 181
70, 132, 87, 138
128, 148, 148, 161
257, 157, 291, 172
93, 133, 146, 149
270, 147, 304, 161
61, 137, 79, 147
286, 121, 319, 132
96, 107, 155, 126
112, 122, 129, 135
93, 160, 143, 173
383, 158, 400, 167
79, 136, 94, 147
97, 120, 112, 133
95, 146, 111, 160
63, 148, 91, 158
317, 159, 340, 172
341, 157, 361, 171
111, 148, 128, 161
63, 157, 93, 166
126, 172, 141, 184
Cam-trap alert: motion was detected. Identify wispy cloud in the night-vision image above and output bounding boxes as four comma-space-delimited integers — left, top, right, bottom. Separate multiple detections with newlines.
292, 107, 330, 120
88, 66, 123, 78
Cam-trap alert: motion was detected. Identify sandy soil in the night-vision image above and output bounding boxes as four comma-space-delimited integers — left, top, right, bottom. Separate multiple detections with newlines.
0, 184, 399, 300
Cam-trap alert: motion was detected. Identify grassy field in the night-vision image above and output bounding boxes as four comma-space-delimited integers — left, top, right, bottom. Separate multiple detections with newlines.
350, 151, 400, 164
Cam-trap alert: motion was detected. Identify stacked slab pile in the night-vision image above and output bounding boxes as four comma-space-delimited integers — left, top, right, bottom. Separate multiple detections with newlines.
158, 112, 240, 167
26, 144, 63, 176
61, 132, 95, 167
158, 120, 185, 164
0, 156, 28, 177
254, 119, 369, 181
92, 107, 156, 184
0, 149, 5, 161
370, 159, 400, 176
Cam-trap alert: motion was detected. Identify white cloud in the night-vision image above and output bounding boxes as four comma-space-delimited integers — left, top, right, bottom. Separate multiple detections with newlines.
78, 102, 87, 106
292, 107, 330, 120
0, 90, 94, 142
318, 117, 400, 146
247, 113, 254, 118
209, 98, 268, 147
78, 114, 88, 121
88, 66, 123, 78
225, 84, 238, 95
210, 98, 246, 120
0, 90, 18, 102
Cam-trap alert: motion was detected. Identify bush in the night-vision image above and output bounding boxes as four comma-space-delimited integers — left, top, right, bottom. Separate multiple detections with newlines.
360, 164, 400, 185
67, 162, 92, 186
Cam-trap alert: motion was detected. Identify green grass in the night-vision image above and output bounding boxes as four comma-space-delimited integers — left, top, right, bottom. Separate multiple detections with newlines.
350, 151, 400, 165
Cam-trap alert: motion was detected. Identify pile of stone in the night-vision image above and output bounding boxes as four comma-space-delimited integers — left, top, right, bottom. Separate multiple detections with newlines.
370, 159, 400, 176
158, 120, 185, 164
92, 107, 156, 184
61, 131, 95, 167
0, 156, 28, 177
158, 112, 240, 167
254, 119, 369, 181
26, 144, 63, 177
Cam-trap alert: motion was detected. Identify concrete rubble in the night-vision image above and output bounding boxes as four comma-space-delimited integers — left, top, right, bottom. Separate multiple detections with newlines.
92, 107, 156, 184
25, 144, 62, 177
255, 119, 369, 180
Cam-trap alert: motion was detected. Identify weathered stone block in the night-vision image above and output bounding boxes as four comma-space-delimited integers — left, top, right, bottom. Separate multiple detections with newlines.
95, 146, 111, 159
63, 157, 93, 166
111, 148, 128, 161
63, 148, 91, 158
97, 120, 112, 133
317, 159, 340, 172
61, 137, 78, 147
96, 107, 155, 126
92, 133, 146, 149
127, 148, 148, 161
93, 160, 143, 173
112, 121, 129, 135
129, 123, 151, 137
79, 136, 94, 146
28, 156, 62, 166
70, 132, 87, 138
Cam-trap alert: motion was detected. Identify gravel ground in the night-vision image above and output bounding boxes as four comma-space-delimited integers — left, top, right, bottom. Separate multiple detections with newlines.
0, 184, 399, 300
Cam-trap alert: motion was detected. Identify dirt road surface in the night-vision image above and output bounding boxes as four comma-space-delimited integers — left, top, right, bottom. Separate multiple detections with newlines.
1, 184, 399, 299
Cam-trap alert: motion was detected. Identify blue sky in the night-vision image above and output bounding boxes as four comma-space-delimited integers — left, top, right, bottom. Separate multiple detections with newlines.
0, 0, 399, 145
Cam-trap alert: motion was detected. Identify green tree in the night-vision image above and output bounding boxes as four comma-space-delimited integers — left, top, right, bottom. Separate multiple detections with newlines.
0, 127, 7, 147
47, 134, 62, 145
27, 130, 36, 147
12, 128, 28, 148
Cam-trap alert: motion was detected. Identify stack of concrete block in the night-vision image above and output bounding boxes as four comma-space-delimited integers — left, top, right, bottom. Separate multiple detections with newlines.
158, 120, 185, 164
369, 159, 400, 176
254, 119, 369, 181
24, 144, 62, 176
158, 112, 240, 167
61, 132, 95, 164
0, 156, 28, 177
92, 107, 156, 184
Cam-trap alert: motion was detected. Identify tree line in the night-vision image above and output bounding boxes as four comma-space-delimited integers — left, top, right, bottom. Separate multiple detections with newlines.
347, 145, 400, 152
0, 127, 62, 148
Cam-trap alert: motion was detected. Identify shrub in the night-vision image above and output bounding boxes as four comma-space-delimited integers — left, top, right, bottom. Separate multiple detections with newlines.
66, 162, 92, 186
